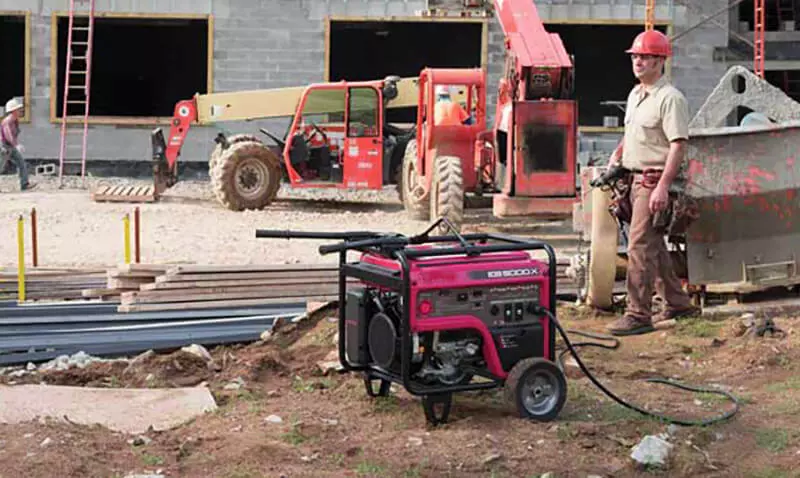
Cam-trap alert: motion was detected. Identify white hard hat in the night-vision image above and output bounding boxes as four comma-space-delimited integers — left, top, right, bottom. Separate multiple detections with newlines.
435, 85, 451, 97
5, 97, 23, 114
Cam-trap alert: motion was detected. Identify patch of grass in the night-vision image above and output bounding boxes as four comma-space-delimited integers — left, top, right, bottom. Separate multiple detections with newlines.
372, 395, 399, 414
280, 420, 308, 446
676, 319, 723, 338
769, 398, 800, 416
755, 428, 791, 453
403, 459, 428, 477
355, 460, 386, 476
765, 375, 800, 393
746, 467, 793, 478
236, 389, 261, 401
696, 391, 732, 405
140, 452, 164, 466
225, 467, 260, 478
292, 375, 334, 393
330, 452, 345, 467
598, 402, 647, 422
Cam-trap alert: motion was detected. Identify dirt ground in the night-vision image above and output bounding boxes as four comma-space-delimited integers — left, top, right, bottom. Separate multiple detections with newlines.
2, 174, 799, 477
1, 303, 799, 478
0, 175, 579, 269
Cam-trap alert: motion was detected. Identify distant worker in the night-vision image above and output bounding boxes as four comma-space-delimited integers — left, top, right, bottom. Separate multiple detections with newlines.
1, 97, 34, 191
604, 30, 697, 336
433, 85, 470, 126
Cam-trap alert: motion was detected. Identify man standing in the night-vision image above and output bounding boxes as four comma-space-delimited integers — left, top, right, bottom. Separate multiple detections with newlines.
605, 30, 698, 336
1, 97, 34, 191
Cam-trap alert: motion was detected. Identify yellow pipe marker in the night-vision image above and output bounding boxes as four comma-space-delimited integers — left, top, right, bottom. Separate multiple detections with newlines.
17, 215, 25, 302
123, 213, 131, 265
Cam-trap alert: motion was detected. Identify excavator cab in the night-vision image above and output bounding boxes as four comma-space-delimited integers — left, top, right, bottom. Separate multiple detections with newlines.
399, 68, 489, 233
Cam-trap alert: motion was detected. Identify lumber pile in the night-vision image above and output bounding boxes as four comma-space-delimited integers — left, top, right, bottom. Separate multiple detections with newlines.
2, 258, 573, 307
116, 264, 343, 313
81, 263, 174, 301
0, 267, 107, 301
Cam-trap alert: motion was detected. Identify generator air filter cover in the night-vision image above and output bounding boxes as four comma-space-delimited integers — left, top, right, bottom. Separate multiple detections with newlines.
368, 312, 398, 369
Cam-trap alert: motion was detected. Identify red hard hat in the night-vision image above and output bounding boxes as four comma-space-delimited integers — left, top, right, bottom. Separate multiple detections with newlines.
626, 30, 672, 57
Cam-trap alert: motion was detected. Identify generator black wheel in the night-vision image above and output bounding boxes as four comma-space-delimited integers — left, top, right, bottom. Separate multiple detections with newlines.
504, 358, 567, 421
422, 393, 452, 426
213, 141, 281, 211
209, 133, 260, 175
400, 139, 430, 220
364, 376, 392, 397
429, 155, 464, 235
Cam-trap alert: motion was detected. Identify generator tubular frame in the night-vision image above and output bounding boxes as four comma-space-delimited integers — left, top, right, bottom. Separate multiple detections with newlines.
331, 231, 558, 397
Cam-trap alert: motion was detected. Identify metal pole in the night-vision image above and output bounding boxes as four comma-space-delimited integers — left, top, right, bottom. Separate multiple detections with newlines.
31, 208, 38, 267
123, 213, 131, 265
134, 207, 140, 264
671, 0, 747, 43
17, 215, 25, 302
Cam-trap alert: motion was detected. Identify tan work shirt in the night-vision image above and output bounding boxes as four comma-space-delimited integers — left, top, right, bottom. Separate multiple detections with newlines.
621, 75, 689, 171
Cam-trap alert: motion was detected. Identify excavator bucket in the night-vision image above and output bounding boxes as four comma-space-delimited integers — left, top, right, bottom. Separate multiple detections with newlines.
685, 66, 800, 291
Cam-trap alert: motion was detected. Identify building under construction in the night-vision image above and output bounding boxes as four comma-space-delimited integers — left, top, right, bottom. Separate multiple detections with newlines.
0, 0, 798, 175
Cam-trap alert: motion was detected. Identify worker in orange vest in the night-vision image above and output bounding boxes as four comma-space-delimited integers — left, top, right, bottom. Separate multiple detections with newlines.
434, 85, 470, 126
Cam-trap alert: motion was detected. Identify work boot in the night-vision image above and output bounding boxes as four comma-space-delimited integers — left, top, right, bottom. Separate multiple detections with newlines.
606, 315, 655, 336
21, 182, 37, 191
653, 305, 700, 324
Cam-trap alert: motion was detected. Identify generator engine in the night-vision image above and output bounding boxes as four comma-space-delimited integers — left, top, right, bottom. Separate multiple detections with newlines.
256, 222, 566, 426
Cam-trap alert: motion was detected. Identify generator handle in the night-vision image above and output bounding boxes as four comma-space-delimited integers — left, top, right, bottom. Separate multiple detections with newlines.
255, 229, 384, 240
318, 236, 408, 255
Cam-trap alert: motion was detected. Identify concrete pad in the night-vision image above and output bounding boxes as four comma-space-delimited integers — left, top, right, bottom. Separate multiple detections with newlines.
0, 384, 217, 434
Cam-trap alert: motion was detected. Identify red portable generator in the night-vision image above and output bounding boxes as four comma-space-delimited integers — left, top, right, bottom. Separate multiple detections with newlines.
256, 220, 567, 426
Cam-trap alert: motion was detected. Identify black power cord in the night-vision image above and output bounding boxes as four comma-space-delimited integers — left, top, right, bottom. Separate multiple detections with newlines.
537, 306, 741, 426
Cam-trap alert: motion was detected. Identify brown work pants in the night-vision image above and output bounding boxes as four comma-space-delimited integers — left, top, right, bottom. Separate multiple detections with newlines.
625, 178, 692, 321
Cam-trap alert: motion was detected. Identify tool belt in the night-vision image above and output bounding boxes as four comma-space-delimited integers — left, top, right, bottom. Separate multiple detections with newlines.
607, 168, 699, 236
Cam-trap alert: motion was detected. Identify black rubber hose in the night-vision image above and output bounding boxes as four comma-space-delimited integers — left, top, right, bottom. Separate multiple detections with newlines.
540, 307, 740, 426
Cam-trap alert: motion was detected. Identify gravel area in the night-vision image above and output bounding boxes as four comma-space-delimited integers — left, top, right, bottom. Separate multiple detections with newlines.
0, 175, 579, 269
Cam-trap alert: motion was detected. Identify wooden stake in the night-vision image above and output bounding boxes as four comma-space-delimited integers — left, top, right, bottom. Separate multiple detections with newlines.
134, 207, 141, 264
31, 207, 38, 267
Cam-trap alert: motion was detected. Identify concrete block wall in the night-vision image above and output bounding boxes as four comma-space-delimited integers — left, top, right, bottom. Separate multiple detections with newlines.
1, 0, 731, 169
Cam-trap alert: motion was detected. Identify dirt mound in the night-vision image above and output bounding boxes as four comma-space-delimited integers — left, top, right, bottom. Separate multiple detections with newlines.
120, 350, 215, 388
37, 361, 130, 387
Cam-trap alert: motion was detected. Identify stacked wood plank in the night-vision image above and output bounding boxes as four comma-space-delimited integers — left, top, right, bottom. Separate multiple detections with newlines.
0, 267, 107, 301
81, 263, 175, 301
1, 258, 573, 307
117, 264, 343, 313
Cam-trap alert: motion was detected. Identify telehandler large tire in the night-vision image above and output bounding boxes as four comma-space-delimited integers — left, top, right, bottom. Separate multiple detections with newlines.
400, 139, 429, 220
213, 141, 281, 211
429, 155, 465, 234
209, 134, 261, 175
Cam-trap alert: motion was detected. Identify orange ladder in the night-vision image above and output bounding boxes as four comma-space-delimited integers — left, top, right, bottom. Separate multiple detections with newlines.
753, 0, 765, 78
58, 0, 96, 187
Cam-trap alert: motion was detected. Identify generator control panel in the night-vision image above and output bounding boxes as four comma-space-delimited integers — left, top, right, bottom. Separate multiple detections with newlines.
416, 282, 542, 327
